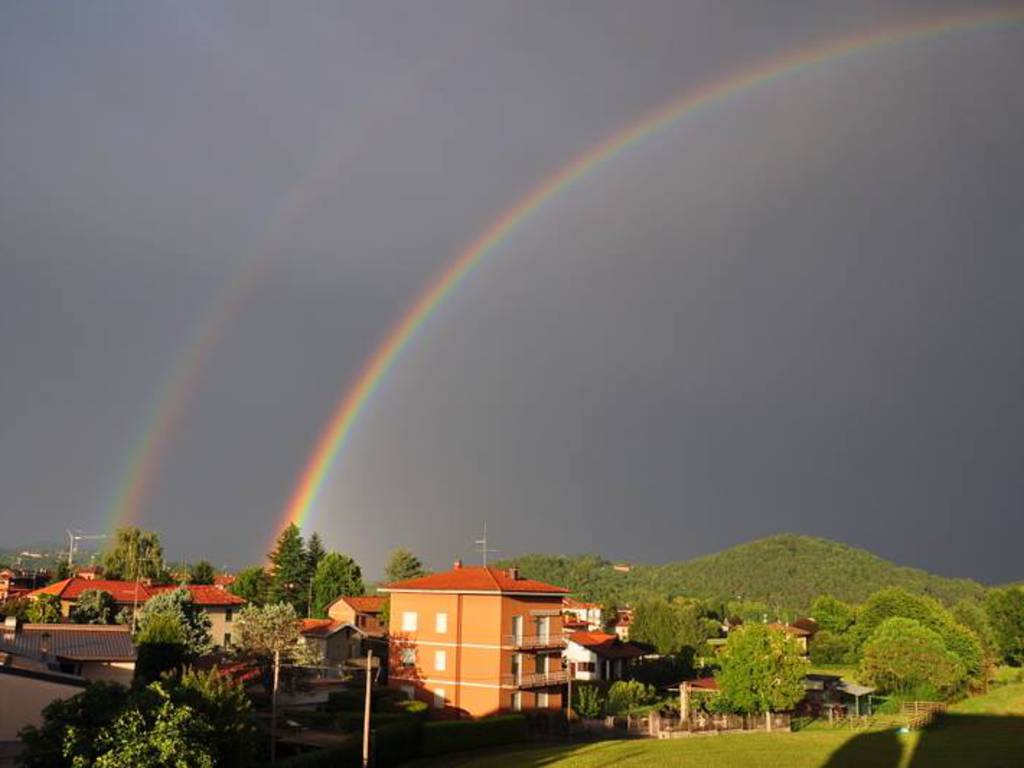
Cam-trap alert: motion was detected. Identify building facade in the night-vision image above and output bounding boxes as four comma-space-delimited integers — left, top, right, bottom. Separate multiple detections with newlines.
381, 562, 568, 718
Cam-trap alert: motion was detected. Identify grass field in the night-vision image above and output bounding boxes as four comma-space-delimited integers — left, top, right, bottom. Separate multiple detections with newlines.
407, 679, 1024, 768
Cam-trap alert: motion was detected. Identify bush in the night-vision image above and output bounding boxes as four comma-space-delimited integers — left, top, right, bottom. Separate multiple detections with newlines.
572, 682, 604, 718
419, 715, 527, 757
605, 680, 657, 715
134, 642, 187, 685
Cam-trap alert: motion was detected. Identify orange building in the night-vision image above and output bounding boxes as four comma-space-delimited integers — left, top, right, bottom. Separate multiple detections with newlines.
380, 561, 569, 718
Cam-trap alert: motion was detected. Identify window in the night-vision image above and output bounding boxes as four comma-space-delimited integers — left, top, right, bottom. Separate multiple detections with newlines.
511, 615, 523, 643
511, 692, 522, 711
435, 612, 448, 633
225, 609, 233, 623
223, 633, 231, 647
400, 648, 416, 668
578, 662, 596, 673
538, 692, 549, 708
434, 650, 446, 672
535, 615, 549, 641
433, 688, 446, 709
401, 611, 418, 632
511, 653, 522, 683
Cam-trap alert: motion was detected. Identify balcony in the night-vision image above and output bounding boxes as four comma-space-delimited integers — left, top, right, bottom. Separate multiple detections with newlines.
505, 634, 566, 650
502, 670, 569, 688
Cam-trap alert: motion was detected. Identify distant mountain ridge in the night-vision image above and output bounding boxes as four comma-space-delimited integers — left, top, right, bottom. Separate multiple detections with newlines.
496, 534, 989, 613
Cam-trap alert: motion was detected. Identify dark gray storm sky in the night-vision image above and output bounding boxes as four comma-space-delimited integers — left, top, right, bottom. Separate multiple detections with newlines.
2, 1, 1023, 581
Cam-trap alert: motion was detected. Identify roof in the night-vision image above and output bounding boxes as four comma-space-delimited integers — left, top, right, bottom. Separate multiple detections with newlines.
381, 565, 568, 595
568, 631, 645, 659
331, 595, 385, 614
149, 584, 246, 607
214, 574, 236, 587
838, 681, 876, 697
564, 598, 599, 610
685, 676, 720, 691
768, 623, 812, 637
32, 578, 154, 603
0, 624, 136, 662
30, 578, 244, 607
300, 619, 361, 638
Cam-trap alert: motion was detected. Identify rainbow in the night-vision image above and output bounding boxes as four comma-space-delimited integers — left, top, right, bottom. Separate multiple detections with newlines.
280, 7, 1024, 539
104, 184, 312, 532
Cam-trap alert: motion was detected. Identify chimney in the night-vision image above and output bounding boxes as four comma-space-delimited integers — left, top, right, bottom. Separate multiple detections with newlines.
453, 559, 462, 570
507, 567, 520, 580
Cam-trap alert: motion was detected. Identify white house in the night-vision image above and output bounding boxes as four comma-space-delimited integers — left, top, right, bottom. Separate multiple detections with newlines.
564, 631, 644, 682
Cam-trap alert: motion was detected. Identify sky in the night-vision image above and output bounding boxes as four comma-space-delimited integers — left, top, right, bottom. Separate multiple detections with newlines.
1, 1, 1023, 582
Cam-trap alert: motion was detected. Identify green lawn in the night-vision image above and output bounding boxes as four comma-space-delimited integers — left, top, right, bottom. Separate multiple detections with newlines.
407, 679, 1024, 768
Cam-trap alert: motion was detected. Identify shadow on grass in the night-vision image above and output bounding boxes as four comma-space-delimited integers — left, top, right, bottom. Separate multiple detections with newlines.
823, 715, 1024, 768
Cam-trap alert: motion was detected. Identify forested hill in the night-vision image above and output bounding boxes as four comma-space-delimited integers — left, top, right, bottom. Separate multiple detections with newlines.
495, 535, 988, 614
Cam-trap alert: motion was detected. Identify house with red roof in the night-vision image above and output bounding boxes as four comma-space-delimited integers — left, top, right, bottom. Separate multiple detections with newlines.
564, 631, 645, 682
379, 560, 569, 718
27, 578, 245, 648
563, 597, 603, 631
327, 595, 387, 636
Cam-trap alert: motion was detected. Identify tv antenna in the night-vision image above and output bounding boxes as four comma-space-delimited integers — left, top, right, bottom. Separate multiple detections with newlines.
475, 522, 499, 567
66, 529, 110, 569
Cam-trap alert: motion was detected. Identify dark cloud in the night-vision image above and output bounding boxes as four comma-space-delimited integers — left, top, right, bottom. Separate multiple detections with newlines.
1, 1, 1021, 581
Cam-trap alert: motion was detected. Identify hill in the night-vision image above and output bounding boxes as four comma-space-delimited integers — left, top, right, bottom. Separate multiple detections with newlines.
496, 534, 988, 614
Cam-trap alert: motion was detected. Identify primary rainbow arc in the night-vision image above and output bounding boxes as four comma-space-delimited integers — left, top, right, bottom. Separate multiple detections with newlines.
279, 7, 1024, 540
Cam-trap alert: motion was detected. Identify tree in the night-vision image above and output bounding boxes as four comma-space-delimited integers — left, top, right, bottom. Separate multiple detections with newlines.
852, 587, 985, 683
0, 597, 31, 621
233, 603, 301, 659
306, 532, 326, 574
20, 671, 256, 768
267, 524, 307, 614
188, 560, 216, 586
136, 587, 213, 657
384, 548, 426, 583
27, 593, 62, 623
310, 552, 365, 618
859, 617, 967, 696
71, 589, 117, 624
808, 630, 853, 665
605, 680, 657, 715
811, 594, 854, 634
230, 566, 270, 607
101, 526, 166, 581
572, 682, 604, 718
984, 587, 1024, 666
715, 624, 807, 729
631, 598, 683, 655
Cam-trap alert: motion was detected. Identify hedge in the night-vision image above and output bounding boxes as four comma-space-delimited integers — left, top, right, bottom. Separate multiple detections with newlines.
419, 714, 528, 757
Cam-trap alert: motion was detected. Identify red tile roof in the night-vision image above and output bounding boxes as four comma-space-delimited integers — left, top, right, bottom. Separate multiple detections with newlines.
686, 676, 720, 691
300, 618, 354, 638
30, 578, 245, 607
150, 584, 246, 607
333, 595, 385, 613
382, 566, 568, 595
768, 622, 812, 637
568, 631, 645, 659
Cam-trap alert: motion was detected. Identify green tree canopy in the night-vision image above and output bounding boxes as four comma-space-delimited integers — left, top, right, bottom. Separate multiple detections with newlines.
859, 617, 967, 696
853, 587, 985, 682
101, 526, 166, 581
136, 587, 213, 657
18, 670, 256, 768
715, 624, 807, 722
811, 594, 855, 634
384, 548, 426, 583
71, 589, 117, 624
311, 552, 365, 617
188, 560, 216, 585
229, 566, 270, 607
983, 587, 1024, 666
267, 523, 308, 614
27, 593, 62, 623
306, 532, 326, 574
233, 603, 301, 660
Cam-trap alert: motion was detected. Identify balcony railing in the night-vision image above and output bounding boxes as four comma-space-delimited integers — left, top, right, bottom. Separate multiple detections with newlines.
506, 634, 566, 650
502, 670, 569, 688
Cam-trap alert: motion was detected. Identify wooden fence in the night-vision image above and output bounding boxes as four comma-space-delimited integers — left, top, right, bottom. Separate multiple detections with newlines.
574, 711, 791, 739
901, 701, 947, 730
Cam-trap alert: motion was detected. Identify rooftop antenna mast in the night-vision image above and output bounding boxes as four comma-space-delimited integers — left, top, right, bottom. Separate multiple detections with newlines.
65, 529, 109, 569
475, 522, 499, 567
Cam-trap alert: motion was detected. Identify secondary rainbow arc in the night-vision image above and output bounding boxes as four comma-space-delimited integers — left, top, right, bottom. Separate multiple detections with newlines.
278, 8, 1024, 541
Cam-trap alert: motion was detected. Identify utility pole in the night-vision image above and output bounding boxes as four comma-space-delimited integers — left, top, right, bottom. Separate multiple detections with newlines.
362, 649, 374, 768
271, 648, 281, 764
566, 661, 574, 740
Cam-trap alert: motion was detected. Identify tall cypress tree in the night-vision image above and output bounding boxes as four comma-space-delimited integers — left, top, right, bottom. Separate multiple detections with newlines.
268, 524, 307, 614
306, 532, 326, 575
